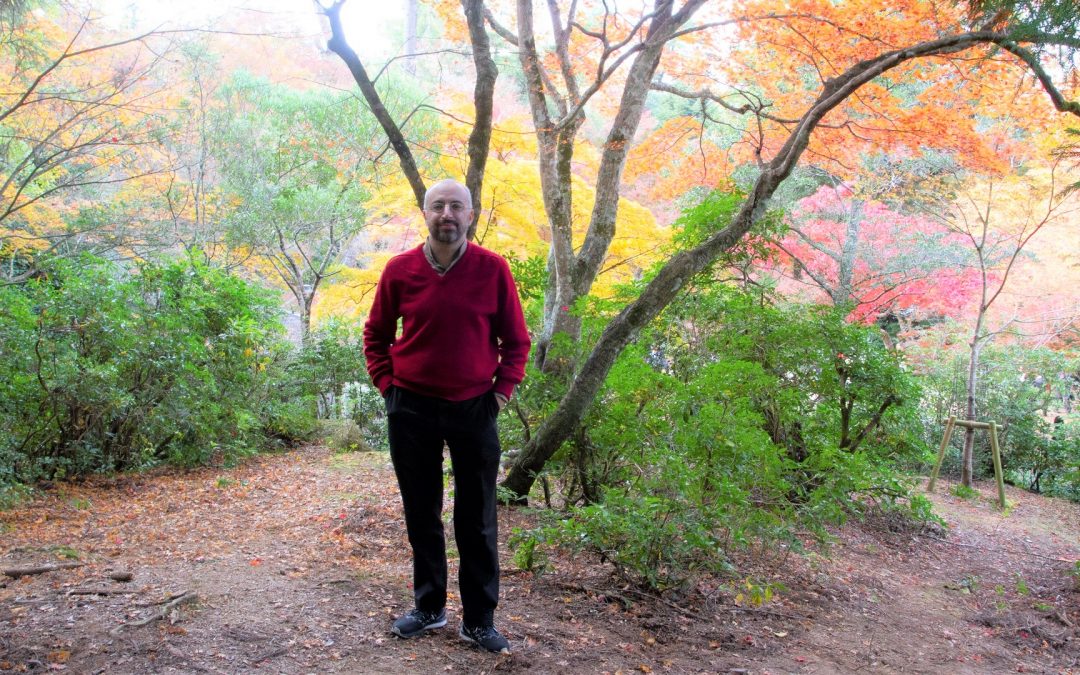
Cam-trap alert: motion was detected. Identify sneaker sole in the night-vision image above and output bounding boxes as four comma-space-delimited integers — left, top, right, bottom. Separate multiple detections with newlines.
458, 627, 511, 654
391, 618, 447, 639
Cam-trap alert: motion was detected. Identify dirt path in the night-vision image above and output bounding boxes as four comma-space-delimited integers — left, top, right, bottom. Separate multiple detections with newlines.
1, 446, 1078, 674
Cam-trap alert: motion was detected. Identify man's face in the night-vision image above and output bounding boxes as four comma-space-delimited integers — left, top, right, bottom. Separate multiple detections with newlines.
423, 182, 473, 245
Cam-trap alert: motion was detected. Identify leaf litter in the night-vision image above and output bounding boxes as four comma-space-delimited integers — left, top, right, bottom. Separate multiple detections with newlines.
1, 447, 1077, 673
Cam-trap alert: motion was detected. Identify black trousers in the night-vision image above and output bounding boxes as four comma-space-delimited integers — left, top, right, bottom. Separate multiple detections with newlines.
385, 386, 502, 627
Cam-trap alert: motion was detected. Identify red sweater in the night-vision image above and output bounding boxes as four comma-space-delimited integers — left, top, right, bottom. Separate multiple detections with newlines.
363, 243, 531, 401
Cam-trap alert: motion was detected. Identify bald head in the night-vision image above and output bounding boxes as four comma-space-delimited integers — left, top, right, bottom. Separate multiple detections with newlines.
422, 179, 474, 246
423, 179, 472, 210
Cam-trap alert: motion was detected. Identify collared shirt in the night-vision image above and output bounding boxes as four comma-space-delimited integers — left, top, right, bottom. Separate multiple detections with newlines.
423, 239, 468, 275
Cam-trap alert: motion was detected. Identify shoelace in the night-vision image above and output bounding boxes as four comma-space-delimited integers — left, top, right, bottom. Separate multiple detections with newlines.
409, 609, 442, 624
467, 625, 498, 639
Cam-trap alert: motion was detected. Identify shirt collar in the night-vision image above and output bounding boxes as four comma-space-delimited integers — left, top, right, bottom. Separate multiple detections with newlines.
423, 239, 468, 275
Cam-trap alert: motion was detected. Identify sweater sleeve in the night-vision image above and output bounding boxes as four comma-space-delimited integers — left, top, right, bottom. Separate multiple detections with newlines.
491, 258, 532, 400
363, 262, 398, 396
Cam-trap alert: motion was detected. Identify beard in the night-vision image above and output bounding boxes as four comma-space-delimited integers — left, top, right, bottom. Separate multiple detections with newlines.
430, 220, 463, 243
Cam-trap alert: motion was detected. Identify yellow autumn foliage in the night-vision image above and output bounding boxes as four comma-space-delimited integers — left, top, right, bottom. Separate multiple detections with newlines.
313, 148, 667, 326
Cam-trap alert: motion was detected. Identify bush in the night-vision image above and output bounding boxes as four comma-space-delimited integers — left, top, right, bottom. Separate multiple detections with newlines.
508, 279, 931, 589
527, 488, 736, 591
0, 254, 305, 485
321, 418, 372, 453
291, 319, 367, 416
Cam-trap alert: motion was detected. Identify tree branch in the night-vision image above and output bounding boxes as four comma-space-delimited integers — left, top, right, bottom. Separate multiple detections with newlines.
992, 39, 1080, 117
462, 0, 498, 239
322, 0, 426, 209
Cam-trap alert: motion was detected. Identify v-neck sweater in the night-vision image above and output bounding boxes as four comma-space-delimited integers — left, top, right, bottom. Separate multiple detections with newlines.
363, 243, 531, 401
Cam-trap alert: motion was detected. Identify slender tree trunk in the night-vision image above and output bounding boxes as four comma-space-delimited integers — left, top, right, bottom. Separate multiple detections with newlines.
404, 0, 419, 76
461, 0, 496, 237
515, 0, 580, 372
961, 329, 984, 487
520, 0, 708, 373
835, 204, 862, 306
300, 293, 314, 346
325, 6, 426, 208
838, 397, 853, 449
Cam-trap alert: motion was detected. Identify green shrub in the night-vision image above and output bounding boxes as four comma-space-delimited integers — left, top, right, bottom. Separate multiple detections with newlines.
321, 418, 371, 453
502, 192, 938, 588
508, 277, 930, 589
0, 253, 307, 485
527, 488, 736, 591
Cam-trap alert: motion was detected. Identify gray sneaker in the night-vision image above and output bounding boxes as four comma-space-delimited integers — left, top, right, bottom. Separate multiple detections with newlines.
391, 608, 447, 638
459, 623, 510, 653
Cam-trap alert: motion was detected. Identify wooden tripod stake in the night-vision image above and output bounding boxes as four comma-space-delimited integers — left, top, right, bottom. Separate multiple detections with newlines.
926, 415, 1007, 510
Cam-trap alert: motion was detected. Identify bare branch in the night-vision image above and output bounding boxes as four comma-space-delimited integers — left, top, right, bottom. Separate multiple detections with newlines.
323, 0, 425, 209
546, 0, 581, 105
483, 8, 518, 45
371, 48, 471, 84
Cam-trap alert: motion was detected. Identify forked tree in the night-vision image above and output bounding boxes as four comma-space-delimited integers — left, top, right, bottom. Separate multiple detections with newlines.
320, 0, 1080, 502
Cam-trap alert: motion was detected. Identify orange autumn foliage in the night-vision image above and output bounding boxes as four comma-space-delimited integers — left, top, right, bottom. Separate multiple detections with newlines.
628, 0, 1065, 204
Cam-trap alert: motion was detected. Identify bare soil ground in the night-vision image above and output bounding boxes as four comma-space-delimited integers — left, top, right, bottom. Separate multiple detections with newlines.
1, 445, 1078, 674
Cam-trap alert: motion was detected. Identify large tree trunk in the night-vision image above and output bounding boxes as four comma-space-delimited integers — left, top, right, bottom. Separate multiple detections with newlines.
515, 0, 582, 372
518, 0, 709, 373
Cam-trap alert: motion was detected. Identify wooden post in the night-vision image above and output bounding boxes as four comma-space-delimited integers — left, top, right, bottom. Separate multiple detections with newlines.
989, 421, 1007, 510
927, 415, 956, 493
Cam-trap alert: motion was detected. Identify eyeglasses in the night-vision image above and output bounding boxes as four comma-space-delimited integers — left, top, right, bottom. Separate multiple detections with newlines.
426, 201, 467, 213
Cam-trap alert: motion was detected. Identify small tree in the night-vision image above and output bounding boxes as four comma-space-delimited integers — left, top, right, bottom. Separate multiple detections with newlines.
212, 73, 395, 342
769, 182, 978, 324
927, 165, 1079, 486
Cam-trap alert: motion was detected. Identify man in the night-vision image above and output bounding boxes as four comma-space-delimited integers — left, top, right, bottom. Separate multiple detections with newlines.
363, 178, 531, 654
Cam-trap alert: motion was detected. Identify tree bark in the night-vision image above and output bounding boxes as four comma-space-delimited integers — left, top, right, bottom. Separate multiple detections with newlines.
461, 0, 497, 239
962, 322, 985, 487
848, 394, 897, 454
528, 1, 713, 372
514, 0, 579, 372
